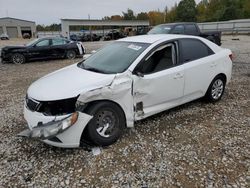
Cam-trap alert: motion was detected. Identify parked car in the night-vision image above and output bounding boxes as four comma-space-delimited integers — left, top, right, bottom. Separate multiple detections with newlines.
70, 33, 101, 42
0, 33, 9, 40
22, 33, 31, 39
104, 30, 125, 40
70, 34, 83, 41
148, 23, 222, 46
18, 34, 232, 148
0, 37, 85, 64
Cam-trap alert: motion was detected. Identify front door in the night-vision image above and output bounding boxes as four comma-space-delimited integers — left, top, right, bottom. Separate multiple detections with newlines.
132, 42, 184, 120
28, 39, 51, 59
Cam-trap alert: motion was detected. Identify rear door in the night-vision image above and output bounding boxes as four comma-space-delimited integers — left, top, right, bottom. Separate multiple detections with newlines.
184, 24, 200, 36
50, 38, 68, 58
179, 38, 216, 103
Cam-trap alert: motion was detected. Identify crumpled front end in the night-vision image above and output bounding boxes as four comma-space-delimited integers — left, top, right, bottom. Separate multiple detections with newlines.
18, 105, 92, 148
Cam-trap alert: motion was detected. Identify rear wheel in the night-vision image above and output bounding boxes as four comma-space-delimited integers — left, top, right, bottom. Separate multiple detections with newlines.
11, 53, 25, 64
205, 76, 226, 102
84, 102, 125, 146
66, 50, 76, 59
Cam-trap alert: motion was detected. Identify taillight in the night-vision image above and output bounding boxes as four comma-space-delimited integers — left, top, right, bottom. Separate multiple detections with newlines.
229, 54, 233, 61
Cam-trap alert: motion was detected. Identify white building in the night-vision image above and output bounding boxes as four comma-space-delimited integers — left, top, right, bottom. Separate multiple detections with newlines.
0, 17, 36, 38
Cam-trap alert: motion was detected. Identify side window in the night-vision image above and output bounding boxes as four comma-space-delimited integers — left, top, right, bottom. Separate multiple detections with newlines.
52, 38, 67, 46
180, 39, 214, 62
140, 43, 178, 74
185, 24, 198, 35
36, 39, 50, 47
172, 25, 184, 34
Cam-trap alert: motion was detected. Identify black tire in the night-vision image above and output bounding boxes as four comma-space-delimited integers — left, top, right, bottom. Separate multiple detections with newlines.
205, 75, 226, 102
11, 53, 25, 64
84, 101, 125, 146
66, 50, 76, 59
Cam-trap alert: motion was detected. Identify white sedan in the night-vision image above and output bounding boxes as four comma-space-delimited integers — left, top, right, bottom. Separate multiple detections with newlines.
19, 34, 233, 148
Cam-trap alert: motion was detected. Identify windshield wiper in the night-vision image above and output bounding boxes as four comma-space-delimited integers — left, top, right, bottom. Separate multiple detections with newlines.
84, 66, 106, 73
77, 62, 111, 74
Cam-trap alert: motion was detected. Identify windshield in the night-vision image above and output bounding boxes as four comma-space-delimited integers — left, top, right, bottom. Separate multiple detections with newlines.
26, 38, 40, 46
78, 41, 149, 74
148, 25, 173, 34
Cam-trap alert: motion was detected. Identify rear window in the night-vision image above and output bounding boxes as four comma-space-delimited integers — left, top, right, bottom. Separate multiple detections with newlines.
52, 38, 67, 46
180, 39, 214, 62
185, 24, 198, 35
172, 25, 184, 34
148, 25, 173, 34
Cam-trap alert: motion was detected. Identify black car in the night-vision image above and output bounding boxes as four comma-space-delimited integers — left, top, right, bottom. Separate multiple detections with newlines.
0, 37, 85, 64
70, 34, 83, 42
104, 30, 126, 40
148, 22, 222, 46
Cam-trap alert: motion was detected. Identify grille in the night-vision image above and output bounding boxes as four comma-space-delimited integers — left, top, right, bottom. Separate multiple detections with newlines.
26, 96, 41, 111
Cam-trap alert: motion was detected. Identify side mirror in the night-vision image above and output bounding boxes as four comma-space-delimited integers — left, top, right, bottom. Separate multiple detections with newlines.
135, 71, 144, 77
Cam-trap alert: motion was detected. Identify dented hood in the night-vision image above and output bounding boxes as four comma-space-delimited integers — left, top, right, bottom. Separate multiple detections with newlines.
27, 63, 115, 101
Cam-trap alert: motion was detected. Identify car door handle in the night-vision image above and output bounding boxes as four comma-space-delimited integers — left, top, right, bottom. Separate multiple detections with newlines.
174, 73, 183, 79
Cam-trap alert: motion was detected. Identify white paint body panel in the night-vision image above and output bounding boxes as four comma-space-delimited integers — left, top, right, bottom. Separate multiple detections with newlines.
28, 63, 115, 101
24, 34, 232, 148
24, 106, 92, 148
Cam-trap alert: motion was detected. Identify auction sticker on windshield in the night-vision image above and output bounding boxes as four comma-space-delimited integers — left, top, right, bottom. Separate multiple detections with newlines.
128, 44, 142, 51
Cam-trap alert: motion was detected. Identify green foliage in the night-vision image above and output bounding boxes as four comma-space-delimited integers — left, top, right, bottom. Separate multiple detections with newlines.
137, 12, 149, 20
122, 9, 136, 20
176, 0, 197, 21
39, 1, 250, 31
36, 23, 61, 31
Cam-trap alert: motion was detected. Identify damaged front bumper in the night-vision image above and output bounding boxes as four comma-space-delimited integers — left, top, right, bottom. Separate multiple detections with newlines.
18, 106, 93, 148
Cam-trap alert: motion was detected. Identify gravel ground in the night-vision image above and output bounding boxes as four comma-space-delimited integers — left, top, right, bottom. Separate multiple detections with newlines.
0, 36, 249, 188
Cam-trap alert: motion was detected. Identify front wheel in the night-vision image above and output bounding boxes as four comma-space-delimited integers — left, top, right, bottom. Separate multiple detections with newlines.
205, 76, 226, 102
84, 102, 125, 146
66, 50, 76, 59
11, 53, 25, 64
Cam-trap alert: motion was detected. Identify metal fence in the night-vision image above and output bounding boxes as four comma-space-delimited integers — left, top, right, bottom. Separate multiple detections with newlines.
198, 19, 250, 34
37, 19, 250, 37
37, 30, 112, 38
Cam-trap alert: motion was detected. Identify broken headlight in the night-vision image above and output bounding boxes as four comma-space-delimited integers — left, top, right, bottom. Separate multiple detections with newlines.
18, 112, 79, 140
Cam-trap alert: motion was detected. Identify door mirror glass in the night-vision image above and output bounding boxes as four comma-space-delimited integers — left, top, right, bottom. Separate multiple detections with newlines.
135, 71, 144, 77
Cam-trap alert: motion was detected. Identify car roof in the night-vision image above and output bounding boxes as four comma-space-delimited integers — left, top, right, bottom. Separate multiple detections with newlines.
38, 37, 67, 40
118, 34, 200, 44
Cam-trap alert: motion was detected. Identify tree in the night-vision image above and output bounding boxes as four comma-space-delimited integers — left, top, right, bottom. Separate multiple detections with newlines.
176, 0, 197, 21
137, 12, 149, 20
102, 16, 111, 20
196, 1, 207, 22
164, 5, 168, 22
36, 24, 45, 31
111, 15, 123, 21
165, 3, 177, 23
148, 11, 165, 26
122, 8, 136, 20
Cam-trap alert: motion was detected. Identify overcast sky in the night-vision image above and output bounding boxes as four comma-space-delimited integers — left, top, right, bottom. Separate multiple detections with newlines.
0, 0, 201, 25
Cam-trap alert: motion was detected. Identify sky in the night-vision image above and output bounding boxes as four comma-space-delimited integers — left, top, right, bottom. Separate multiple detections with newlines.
0, 0, 201, 25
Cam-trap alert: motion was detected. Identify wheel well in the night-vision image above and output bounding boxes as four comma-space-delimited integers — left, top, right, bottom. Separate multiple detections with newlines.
84, 100, 127, 126
216, 73, 227, 83
205, 73, 227, 95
